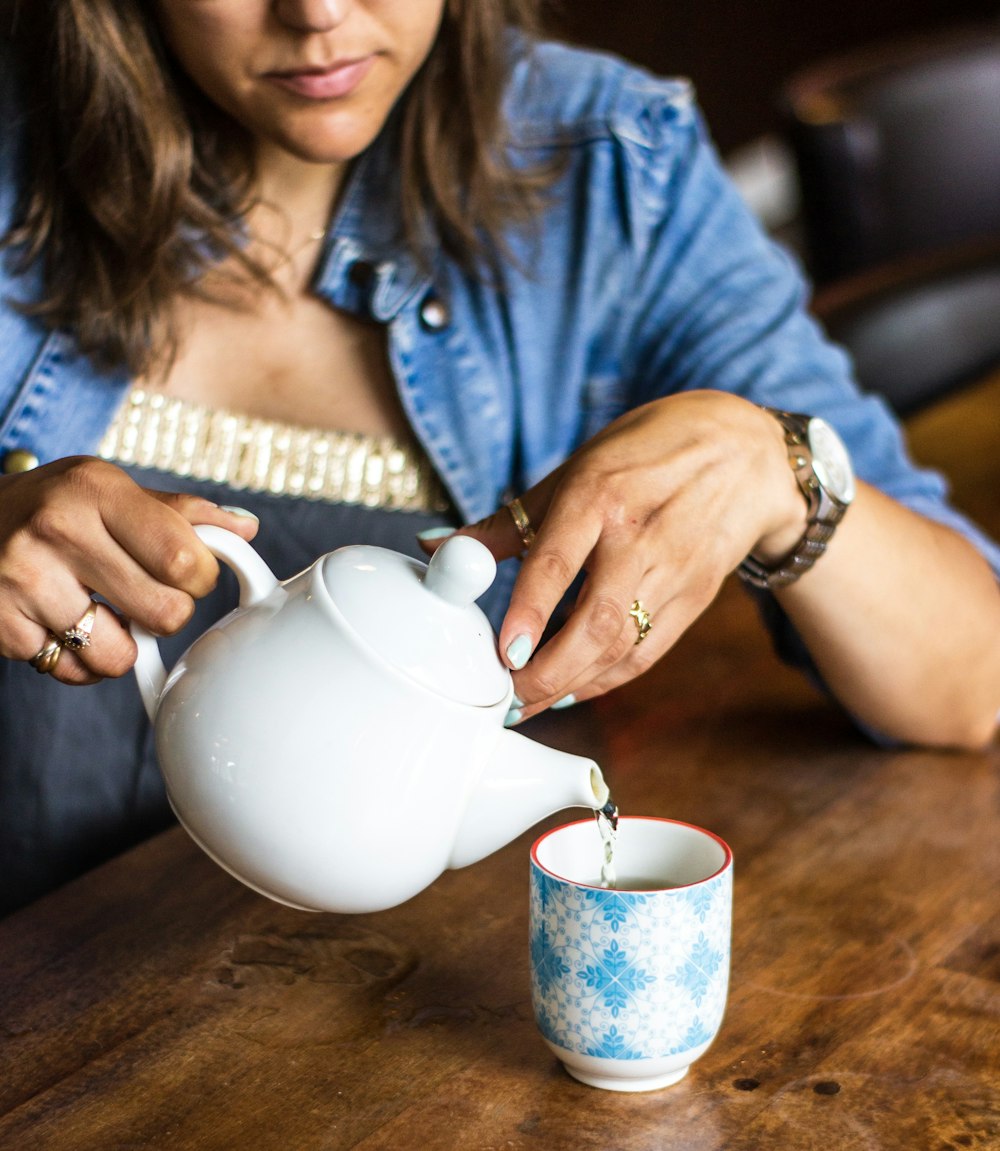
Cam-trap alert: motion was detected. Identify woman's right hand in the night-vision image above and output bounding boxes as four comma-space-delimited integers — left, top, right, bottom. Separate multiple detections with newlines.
0, 456, 259, 684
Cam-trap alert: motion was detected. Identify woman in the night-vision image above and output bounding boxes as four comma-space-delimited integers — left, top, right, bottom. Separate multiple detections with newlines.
1, 0, 998, 914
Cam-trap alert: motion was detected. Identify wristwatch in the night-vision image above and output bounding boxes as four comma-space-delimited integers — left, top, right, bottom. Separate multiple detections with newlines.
738, 408, 856, 590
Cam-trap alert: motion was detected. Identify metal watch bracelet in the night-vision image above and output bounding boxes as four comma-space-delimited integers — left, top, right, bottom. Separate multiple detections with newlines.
738, 518, 839, 589
737, 408, 849, 591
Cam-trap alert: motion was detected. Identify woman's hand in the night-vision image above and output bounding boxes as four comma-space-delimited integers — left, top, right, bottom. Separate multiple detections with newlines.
0, 456, 259, 684
422, 391, 806, 720
421, 388, 1000, 749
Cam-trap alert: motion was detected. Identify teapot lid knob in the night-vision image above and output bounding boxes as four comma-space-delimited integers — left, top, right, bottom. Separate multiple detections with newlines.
423, 536, 497, 607
321, 538, 509, 706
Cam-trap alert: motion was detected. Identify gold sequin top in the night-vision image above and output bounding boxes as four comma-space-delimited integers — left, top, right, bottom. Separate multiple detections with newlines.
98, 386, 450, 514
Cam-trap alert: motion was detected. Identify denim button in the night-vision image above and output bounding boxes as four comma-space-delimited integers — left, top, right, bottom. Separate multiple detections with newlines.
419, 294, 450, 331
2, 449, 40, 474
349, 260, 374, 286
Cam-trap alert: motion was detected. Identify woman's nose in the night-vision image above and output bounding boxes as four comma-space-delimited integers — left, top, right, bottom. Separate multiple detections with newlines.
273, 0, 351, 33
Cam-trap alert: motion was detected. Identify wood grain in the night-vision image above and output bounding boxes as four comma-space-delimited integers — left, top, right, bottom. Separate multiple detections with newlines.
1, 372, 997, 1150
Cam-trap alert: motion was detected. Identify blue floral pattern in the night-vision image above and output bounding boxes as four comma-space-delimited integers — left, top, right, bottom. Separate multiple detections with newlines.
685, 884, 716, 923
668, 931, 725, 1006
585, 1025, 647, 1060
530, 860, 731, 1065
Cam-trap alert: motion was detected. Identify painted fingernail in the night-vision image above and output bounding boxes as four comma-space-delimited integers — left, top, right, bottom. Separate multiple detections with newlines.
220, 505, 259, 522
511, 694, 524, 708
416, 526, 455, 541
506, 634, 533, 670
504, 707, 523, 727
551, 694, 577, 710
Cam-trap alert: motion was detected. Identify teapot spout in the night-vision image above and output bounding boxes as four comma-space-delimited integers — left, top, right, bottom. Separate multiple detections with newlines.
448, 727, 610, 870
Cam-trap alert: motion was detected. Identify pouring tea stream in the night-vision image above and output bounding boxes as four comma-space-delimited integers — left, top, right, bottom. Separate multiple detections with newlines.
131, 528, 609, 913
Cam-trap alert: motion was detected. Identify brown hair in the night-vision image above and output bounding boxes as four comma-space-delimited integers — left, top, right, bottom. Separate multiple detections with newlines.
0, 0, 546, 376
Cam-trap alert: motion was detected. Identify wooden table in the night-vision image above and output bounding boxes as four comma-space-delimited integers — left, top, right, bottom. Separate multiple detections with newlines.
1, 375, 998, 1150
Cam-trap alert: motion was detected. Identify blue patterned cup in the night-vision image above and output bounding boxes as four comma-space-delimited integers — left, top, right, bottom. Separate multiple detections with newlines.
530, 816, 733, 1092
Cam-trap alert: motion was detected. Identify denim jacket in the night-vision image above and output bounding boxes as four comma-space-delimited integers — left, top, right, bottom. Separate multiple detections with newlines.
2, 39, 999, 583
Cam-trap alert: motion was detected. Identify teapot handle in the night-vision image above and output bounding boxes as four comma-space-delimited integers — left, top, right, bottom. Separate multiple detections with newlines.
131, 524, 279, 721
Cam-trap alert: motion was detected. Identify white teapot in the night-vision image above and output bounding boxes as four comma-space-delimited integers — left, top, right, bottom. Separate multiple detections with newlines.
132, 527, 609, 913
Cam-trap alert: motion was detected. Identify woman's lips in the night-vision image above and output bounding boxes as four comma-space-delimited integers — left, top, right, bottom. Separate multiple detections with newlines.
265, 56, 375, 100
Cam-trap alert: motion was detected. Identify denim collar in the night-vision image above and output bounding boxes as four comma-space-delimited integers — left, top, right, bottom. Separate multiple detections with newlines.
312, 116, 433, 322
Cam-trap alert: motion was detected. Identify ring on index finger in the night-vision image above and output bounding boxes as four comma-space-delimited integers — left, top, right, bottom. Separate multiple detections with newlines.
506, 498, 536, 553
62, 603, 97, 652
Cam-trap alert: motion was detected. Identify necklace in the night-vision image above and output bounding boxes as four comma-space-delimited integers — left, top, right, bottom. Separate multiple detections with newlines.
286, 228, 328, 260
259, 226, 329, 279
295, 228, 328, 252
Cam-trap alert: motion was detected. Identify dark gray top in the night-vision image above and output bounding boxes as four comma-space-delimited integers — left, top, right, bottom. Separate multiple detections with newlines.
0, 469, 457, 916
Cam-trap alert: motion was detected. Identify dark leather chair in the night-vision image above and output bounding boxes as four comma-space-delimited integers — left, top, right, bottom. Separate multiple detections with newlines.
783, 24, 1000, 284
811, 236, 1000, 416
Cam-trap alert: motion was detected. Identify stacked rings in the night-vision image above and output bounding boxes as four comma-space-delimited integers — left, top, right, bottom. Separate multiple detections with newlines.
29, 635, 63, 675
28, 602, 97, 675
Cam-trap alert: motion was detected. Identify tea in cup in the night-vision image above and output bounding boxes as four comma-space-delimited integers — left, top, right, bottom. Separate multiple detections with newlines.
529, 816, 733, 1091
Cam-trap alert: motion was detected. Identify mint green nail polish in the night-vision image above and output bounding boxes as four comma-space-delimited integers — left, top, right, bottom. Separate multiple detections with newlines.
551, 694, 577, 710
416, 526, 455, 541
506, 634, 533, 670
220, 505, 259, 522
511, 694, 524, 708
504, 707, 523, 727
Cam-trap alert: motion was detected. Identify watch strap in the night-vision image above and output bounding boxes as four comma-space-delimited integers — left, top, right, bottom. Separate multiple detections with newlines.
772, 410, 823, 519
738, 408, 849, 591
738, 516, 842, 589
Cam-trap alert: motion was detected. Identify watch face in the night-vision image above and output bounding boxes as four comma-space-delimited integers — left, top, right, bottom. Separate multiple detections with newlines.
808, 419, 856, 503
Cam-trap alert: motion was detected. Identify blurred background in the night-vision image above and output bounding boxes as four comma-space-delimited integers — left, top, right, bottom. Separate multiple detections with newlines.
542, 1, 1000, 247
541, 3, 1000, 421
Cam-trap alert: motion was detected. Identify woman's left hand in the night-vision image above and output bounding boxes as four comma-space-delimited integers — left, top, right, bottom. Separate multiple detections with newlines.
421, 390, 806, 720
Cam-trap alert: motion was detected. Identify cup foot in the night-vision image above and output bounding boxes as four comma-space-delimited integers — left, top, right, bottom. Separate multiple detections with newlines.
542, 1038, 714, 1093
562, 1062, 690, 1093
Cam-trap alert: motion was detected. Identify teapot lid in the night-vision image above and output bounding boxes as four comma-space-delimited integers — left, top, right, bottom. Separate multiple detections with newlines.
321, 536, 510, 707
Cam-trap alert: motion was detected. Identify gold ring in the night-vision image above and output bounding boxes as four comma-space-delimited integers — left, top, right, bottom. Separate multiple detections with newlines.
506, 498, 536, 552
29, 634, 64, 675
628, 600, 652, 644
62, 604, 97, 652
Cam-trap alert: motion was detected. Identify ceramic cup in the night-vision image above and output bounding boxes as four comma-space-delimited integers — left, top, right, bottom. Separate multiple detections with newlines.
529, 816, 733, 1092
